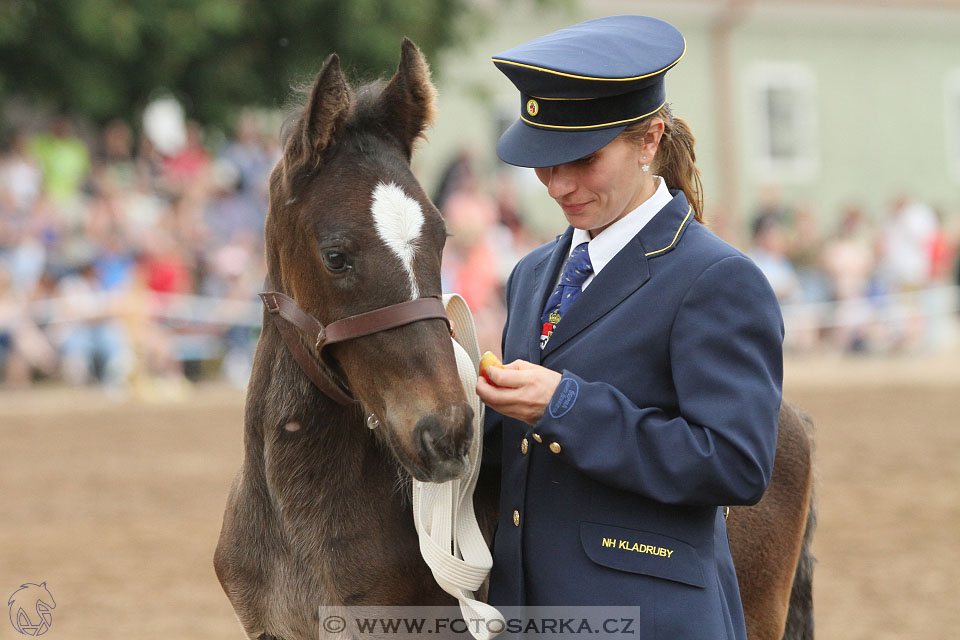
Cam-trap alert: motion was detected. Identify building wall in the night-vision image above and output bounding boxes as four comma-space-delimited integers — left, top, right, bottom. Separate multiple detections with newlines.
413, 0, 960, 236
732, 3, 960, 225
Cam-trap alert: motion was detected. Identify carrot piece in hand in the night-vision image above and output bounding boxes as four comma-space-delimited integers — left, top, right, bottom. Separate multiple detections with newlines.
479, 351, 504, 385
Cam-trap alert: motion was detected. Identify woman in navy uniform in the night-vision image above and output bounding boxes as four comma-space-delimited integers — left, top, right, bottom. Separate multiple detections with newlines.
476, 16, 783, 640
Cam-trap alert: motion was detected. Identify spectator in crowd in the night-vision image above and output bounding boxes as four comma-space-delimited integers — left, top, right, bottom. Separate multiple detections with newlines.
922, 206, 956, 350
748, 212, 801, 304
780, 204, 831, 352
928, 207, 955, 285
874, 194, 940, 350
437, 150, 506, 352
751, 184, 792, 242
0, 262, 57, 387
432, 148, 474, 214
0, 264, 17, 383
0, 222, 46, 297
54, 262, 132, 391
206, 229, 261, 387
0, 133, 43, 217
821, 204, 876, 352
218, 110, 275, 219
27, 116, 91, 206
954, 217, 960, 301
94, 118, 139, 193
163, 120, 211, 199
787, 204, 830, 303
876, 193, 938, 293
204, 157, 265, 249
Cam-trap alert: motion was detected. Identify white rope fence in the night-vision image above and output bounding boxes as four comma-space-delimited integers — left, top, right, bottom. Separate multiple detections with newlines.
779, 284, 959, 330
7, 292, 263, 328
3, 285, 958, 345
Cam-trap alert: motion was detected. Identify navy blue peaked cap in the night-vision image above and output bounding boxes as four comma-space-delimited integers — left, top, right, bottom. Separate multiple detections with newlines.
493, 15, 685, 168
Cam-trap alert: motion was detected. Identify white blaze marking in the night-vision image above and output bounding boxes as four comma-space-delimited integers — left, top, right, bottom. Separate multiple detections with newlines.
370, 182, 424, 298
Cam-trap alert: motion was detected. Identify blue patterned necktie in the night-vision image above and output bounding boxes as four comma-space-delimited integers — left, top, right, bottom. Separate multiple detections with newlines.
540, 242, 593, 349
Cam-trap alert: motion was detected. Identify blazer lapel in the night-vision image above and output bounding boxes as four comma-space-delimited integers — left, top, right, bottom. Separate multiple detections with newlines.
539, 190, 693, 361
540, 235, 650, 360
526, 228, 573, 364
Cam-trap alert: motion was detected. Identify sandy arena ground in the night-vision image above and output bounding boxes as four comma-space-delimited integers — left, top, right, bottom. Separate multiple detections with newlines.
1, 354, 958, 639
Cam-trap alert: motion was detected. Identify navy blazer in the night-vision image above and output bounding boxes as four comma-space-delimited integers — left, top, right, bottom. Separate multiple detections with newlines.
483, 190, 784, 640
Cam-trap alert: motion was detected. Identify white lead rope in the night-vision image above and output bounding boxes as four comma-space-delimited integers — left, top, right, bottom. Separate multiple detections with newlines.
411, 294, 504, 640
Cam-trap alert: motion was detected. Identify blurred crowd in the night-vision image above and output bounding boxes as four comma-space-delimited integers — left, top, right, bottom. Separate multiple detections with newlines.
0, 112, 276, 395
436, 160, 960, 361
745, 189, 958, 354
1, 114, 959, 395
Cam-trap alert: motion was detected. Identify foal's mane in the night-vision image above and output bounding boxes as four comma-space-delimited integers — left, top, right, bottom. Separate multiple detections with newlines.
278, 78, 376, 145
274, 44, 436, 201
280, 73, 434, 158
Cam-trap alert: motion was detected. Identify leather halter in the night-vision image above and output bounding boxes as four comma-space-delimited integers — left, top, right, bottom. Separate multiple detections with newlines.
260, 290, 452, 405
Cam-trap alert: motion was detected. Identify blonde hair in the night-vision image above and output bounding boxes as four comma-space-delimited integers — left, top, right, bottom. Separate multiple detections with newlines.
620, 104, 704, 223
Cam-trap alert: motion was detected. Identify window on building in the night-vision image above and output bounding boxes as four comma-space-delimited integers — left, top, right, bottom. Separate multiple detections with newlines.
945, 69, 960, 182
747, 63, 819, 182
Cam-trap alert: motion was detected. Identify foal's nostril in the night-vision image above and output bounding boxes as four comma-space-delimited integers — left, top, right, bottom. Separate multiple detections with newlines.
415, 415, 450, 460
414, 404, 475, 462
416, 418, 440, 459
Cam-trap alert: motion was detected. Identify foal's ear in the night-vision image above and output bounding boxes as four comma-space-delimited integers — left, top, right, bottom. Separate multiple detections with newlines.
284, 53, 350, 178
380, 38, 437, 159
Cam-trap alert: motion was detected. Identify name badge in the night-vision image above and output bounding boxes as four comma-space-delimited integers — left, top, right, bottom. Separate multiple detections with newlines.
580, 522, 705, 588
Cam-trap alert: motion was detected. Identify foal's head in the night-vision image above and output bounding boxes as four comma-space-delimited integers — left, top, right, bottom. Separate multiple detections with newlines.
265, 40, 472, 482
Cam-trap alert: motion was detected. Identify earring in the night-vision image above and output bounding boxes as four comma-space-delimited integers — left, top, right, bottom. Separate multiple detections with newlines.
641, 156, 650, 173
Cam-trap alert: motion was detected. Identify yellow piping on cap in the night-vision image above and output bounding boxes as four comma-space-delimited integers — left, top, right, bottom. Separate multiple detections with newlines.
645, 207, 692, 257
492, 39, 686, 82
519, 100, 666, 130
531, 95, 597, 101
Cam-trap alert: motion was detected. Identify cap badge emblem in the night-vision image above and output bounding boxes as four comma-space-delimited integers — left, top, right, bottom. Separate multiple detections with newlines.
526, 99, 539, 117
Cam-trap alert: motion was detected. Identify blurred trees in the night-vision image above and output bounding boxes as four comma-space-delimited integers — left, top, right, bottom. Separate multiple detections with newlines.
0, 0, 510, 126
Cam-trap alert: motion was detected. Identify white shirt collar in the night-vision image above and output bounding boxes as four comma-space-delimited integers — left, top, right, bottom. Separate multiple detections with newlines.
570, 177, 672, 290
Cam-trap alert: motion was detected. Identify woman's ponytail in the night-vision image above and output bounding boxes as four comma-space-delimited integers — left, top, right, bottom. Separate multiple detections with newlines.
622, 104, 704, 223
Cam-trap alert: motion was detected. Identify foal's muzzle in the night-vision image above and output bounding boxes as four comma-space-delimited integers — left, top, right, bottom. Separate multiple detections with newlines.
412, 404, 474, 482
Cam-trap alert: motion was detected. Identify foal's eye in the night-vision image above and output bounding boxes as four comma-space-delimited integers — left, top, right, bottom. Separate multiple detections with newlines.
321, 250, 350, 274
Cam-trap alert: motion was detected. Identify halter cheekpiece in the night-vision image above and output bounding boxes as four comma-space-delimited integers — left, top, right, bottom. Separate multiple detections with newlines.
260, 290, 452, 405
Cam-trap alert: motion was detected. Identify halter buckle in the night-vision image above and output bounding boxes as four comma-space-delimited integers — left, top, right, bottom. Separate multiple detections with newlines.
261, 293, 281, 313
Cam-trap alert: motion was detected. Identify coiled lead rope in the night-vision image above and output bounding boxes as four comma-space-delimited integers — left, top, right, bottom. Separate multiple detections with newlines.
411, 293, 504, 640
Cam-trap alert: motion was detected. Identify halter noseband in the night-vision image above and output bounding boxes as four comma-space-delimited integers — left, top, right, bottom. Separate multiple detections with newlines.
259, 290, 452, 405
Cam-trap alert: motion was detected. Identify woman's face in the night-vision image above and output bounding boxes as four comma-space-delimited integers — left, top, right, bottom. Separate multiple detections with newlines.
534, 135, 649, 236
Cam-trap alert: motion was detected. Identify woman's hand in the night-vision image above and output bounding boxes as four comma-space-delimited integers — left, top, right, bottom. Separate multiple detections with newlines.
476, 359, 562, 425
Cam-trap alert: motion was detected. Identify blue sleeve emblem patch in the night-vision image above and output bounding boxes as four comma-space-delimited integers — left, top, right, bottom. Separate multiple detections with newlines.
549, 377, 579, 418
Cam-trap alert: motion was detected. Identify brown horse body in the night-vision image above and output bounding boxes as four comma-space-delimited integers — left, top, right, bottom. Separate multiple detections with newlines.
730, 403, 816, 640
214, 42, 815, 640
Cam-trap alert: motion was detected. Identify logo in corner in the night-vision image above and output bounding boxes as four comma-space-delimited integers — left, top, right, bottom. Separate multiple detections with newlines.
8, 582, 55, 636
526, 99, 539, 117
549, 378, 579, 419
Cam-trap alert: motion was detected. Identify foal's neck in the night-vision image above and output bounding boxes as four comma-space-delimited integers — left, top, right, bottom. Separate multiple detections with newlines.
246, 326, 409, 501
